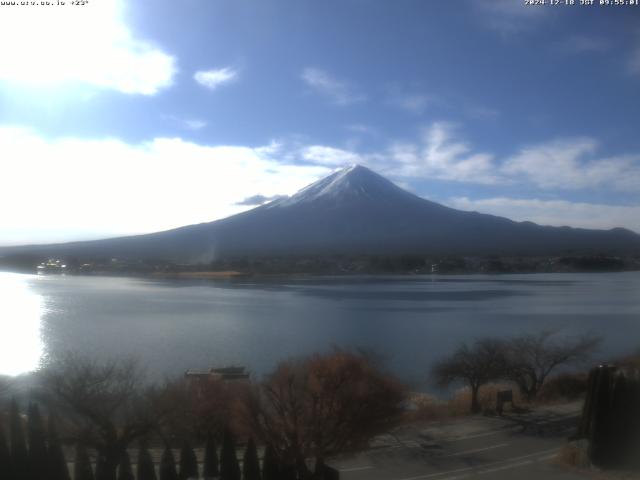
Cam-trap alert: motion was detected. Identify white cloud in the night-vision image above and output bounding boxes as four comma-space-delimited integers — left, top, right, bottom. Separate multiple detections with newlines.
0, 0, 175, 95
562, 35, 610, 54
302, 145, 363, 166
288, 121, 640, 193
301, 68, 364, 105
503, 139, 640, 191
0, 127, 329, 246
474, 0, 547, 34
390, 93, 432, 114
162, 115, 207, 130
388, 122, 500, 184
446, 196, 640, 234
184, 120, 208, 130
381, 123, 640, 191
253, 141, 283, 159
295, 124, 501, 184
194, 67, 238, 90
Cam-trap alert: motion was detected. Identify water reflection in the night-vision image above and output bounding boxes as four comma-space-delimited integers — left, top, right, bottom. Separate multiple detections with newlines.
0, 273, 44, 375
0, 271, 638, 387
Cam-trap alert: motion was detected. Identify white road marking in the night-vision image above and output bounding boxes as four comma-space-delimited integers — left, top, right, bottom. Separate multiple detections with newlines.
441, 428, 513, 443
339, 465, 374, 472
436, 412, 580, 444
539, 453, 558, 460
442, 443, 510, 457
535, 414, 580, 425
371, 426, 514, 451
381, 440, 423, 451
436, 461, 534, 480
394, 447, 560, 480
436, 453, 559, 480
476, 459, 533, 474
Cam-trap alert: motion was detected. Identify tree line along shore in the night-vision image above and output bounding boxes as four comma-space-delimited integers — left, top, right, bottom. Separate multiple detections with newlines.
2, 252, 639, 277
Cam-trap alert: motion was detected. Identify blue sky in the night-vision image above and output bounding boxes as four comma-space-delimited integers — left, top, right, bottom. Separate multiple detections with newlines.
1, 0, 640, 245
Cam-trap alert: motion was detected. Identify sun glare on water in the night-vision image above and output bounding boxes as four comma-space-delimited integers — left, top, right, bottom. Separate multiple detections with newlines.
0, 273, 44, 376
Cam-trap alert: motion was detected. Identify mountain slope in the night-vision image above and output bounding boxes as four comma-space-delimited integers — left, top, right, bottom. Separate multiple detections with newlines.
2, 165, 639, 262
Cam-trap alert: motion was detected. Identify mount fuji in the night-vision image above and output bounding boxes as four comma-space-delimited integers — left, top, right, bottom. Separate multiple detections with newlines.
2, 165, 639, 262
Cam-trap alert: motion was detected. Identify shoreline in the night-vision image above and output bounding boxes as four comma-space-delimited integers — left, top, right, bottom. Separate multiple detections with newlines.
150, 270, 247, 279
2, 253, 638, 278
2, 267, 640, 281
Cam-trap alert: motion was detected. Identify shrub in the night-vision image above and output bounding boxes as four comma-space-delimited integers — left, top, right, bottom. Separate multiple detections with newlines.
538, 373, 588, 403
556, 441, 589, 469
406, 393, 449, 422
449, 383, 521, 415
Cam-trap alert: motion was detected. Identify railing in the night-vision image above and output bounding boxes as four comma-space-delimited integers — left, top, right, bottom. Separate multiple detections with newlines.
0, 402, 340, 480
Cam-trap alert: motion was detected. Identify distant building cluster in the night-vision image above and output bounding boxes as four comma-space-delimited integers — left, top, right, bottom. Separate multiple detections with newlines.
36, 259, 67, 274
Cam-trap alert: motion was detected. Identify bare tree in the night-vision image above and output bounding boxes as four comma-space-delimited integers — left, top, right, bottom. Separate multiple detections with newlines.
40, 354, 161, 480
432, 338, 507, 413
503, 331, 601, 400
150, 375, 248, 443
241, 349, 406, 479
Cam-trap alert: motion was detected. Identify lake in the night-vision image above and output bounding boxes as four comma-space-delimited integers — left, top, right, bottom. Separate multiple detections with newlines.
1, 271, 639, 389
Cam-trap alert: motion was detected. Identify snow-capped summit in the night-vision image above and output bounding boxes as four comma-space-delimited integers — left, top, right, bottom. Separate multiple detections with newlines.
273, 164, 417, 207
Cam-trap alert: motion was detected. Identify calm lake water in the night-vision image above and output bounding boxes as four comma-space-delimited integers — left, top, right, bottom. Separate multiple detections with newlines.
1, 271, 639, 389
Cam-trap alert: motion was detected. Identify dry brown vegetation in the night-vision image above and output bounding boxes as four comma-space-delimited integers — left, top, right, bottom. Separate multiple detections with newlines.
556, 441, 590, 469
537, 372, 588, 404
406, 393, 450, 422
449, 383, 524, 415
408, 372, 590, 425
431, 331, 600, 414
407, 382, 527, 423
240, 348, 406, 478
555, 442, 640, 480
150, 375, 250, 443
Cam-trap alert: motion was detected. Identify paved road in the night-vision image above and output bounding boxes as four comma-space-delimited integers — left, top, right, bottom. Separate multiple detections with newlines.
331, 403, 588, 480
